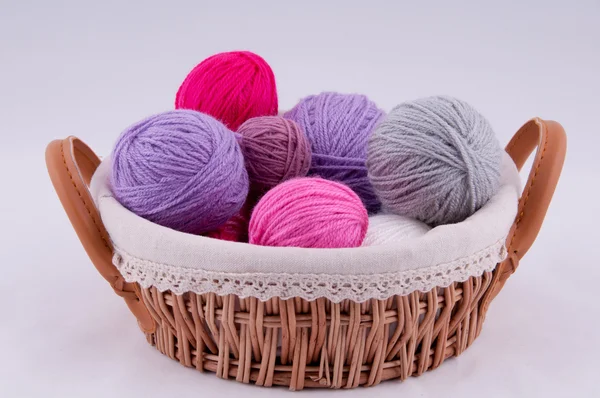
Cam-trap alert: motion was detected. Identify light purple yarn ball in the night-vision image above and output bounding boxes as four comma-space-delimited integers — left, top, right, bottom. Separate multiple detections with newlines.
111, 110, 249, 234
284, 92, 385, 213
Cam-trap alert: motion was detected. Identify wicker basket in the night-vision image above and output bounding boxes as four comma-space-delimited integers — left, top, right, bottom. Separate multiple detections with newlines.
46, 118, 566, 390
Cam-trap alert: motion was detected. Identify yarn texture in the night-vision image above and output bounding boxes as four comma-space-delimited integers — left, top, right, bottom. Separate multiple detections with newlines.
363, 214, 431, 246
175, 51, 278, 130
238, 116, 311, 192
284, 93, 384, 213
367, 96, 502, 226
111, 110, 249, 234
249, 178, 368, 248
206, 207, 250, 242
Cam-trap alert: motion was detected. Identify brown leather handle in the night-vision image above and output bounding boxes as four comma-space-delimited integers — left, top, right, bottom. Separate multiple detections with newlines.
480, 118, 566, 314
505, 118, 567, 262
46, 137, 155, 333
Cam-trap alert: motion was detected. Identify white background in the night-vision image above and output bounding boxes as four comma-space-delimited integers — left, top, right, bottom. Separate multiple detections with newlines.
1, 0, 599, 396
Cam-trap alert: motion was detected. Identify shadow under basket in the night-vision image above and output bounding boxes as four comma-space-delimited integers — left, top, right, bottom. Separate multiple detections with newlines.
46, 118, 566, 390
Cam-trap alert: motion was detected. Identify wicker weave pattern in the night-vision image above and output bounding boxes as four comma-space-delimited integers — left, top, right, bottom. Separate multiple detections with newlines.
140, 271, 493, 390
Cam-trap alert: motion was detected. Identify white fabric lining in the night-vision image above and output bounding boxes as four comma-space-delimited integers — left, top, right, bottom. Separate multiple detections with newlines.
90, 152, 520, 301
113, 239, 505, 302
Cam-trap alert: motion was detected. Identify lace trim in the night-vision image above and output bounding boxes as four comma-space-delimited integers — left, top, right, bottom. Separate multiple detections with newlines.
113, 240, 507, 303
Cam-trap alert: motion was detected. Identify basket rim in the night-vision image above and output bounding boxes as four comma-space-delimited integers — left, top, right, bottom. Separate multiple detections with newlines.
90, 153, 519, 277
113, 238, 506, 302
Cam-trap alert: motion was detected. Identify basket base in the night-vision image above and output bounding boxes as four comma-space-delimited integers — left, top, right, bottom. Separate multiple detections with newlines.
140, 271, 493, 390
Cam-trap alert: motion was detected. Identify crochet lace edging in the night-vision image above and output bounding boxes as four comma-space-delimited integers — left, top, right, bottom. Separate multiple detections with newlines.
113, 240, 507, 303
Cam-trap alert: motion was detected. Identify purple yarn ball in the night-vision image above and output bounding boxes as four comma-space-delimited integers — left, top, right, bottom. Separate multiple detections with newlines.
284, 92, 385, 213
111, 110, 249, 234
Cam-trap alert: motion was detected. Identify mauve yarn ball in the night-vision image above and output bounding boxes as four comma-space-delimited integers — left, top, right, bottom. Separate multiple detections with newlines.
249, 178, 368, 248
362, 214, 431, 246
238, 116, 311, 192
175, 51, 278, 131
284, 92, 385, 213
367, 96, 502, 226
111, 110, 249, 234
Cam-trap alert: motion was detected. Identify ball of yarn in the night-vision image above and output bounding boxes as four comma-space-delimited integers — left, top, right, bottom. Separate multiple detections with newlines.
362, 214, 431, 246
367, 96, 502, 226
284, 92, 384, 213
111, 110, 249, 234
206, 207, 250, 242
249, 178, 368, 248
238, 116, 311, 192
175, 51, 278, 131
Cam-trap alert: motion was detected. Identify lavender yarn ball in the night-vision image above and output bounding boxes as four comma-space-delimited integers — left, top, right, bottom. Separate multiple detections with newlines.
238, 116, 311, 192
284, 92, 385, 213
367, 96, 502, 226
111, 110, 249, 234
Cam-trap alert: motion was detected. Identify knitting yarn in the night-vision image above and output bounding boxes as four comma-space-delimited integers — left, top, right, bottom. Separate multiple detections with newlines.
206, 206, 250, 242
175, 51, 278, 130
238, 116, 311, 192
249, 178, 368, 248
367, 96, 502, 226
111, 110, 249, 234
284, 92, 384, 213
362, 214, 431, 246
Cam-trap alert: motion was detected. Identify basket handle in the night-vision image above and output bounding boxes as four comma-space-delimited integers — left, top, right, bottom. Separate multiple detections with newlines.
505, 118, 566, 263
45, 137, 155, 333
482, 118, 566, 308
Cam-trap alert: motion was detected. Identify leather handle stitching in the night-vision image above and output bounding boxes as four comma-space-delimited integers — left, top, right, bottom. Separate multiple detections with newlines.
61, 142, 112, 252
61, 143, 135, 297
506, 122, 529, 155
507, 123, 549, 258
59, 140, 154, 332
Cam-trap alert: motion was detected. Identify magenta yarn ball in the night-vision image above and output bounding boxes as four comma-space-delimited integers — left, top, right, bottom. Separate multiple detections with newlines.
175, 51, 278, 131
248, 178, 368, 248
205, 208, 250, 242
238, 116, 311, 192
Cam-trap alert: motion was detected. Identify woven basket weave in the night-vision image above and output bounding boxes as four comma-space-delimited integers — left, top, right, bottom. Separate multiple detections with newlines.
46, 118, 566, 390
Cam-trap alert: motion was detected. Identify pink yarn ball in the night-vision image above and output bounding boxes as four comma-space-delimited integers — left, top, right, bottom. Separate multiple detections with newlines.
249, 178, 368, 248
175, 51, 278, 131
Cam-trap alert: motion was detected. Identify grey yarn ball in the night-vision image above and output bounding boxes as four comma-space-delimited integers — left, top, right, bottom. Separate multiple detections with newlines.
367, 96, 502, 226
